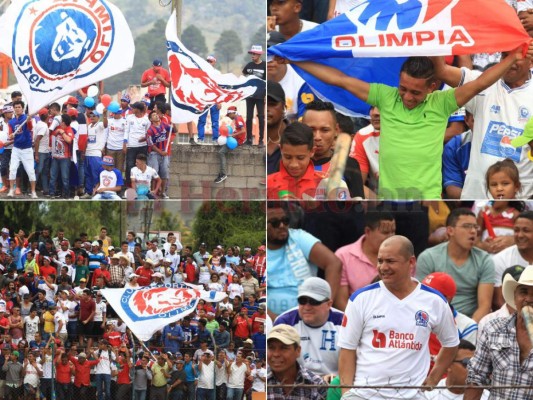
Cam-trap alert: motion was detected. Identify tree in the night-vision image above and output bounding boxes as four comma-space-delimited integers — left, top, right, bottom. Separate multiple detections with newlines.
244, 24, 266, 62
214, 30, 243, 72
181, 25, 208, 58
192, 202, 264, 251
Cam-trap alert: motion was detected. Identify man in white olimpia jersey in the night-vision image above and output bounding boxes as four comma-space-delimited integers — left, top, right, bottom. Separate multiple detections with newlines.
339, 235, 459, 400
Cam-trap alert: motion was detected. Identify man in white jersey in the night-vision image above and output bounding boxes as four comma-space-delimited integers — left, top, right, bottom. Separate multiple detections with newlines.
339, 235, 459, 400
274, 276, 343, 378
105, 109, 127, 173
431, 48, 533, 198
130, 153, 161, 199
92, 156, 123, 200
83, 109, 108, 197
123, 102, 150, 189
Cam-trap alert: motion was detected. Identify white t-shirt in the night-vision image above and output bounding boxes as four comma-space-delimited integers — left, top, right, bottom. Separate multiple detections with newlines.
106, 117, 127, 151
94, 349, 115, 375
0, 119, 13, 150
23, 362, 42, 387
332, 0, 358, 18
125, 114, 150, 148
227, 362, 248, 388
339, 281, 459, 400
166, 253, 180, 269
94, 301, 107, 322
34, 120, 50, 153
251, 367, 266, 392
57, 299, 72, 320
227, 283, 244, 300
99, 169, 123, 189
275, 307, 343, 376
68, 299, 79, 322
86, 122, 107, 157
492, 245, 528, 287
278, 65, 306, 120
54, 313, 68, 334
38, 283, 57, 302
24, 315, 40, 342
146, 249, 164, 266
131, 165, 159, 187
460, 68, 533, 199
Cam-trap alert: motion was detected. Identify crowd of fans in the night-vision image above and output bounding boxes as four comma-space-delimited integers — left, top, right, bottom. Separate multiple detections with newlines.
0, 225, 267, 400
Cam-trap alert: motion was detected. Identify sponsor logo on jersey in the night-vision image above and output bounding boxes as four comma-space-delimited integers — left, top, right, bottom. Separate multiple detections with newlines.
372, 329, 424, 350
490, 105, 501, 114
518, 106, 530, 123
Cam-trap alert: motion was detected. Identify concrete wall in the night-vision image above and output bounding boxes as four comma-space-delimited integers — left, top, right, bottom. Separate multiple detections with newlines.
168, 144, 266, 200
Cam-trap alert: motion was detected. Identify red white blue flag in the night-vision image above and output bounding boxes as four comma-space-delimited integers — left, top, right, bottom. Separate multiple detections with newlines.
101, 284, 227, 341
166, 11, 264, 123
268, 0, 531, 117
0, 0, 134, 114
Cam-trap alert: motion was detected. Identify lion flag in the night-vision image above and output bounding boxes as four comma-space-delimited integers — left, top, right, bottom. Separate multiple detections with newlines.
0, 0, 135, 114
100, 285, 227, 341
268, 0, 531, 117
166, 11, 264, 123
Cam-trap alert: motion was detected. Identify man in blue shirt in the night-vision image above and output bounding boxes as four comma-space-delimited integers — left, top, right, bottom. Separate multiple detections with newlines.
162, 321, 184, 354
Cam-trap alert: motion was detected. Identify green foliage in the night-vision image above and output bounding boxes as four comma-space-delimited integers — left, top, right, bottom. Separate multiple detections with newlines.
182, 25, 208, 58
214, 30, 243, 72
192, 202, 264, 251
152, 210, 193, 246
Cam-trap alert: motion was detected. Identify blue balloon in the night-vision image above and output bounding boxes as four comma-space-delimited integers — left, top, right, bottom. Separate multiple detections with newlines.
84, 97, 95, 107
226, 137, 238, 150
227, 126, 234, 135
108, 101, 121, 113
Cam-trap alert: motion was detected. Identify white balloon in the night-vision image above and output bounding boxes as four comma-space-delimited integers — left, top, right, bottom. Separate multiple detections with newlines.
87, 85, 99, 97
217, 136, 228, 145
96, 103, 105, 115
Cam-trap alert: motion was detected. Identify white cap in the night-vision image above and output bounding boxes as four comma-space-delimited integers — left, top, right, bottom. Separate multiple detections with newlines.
298, 277, 331, 302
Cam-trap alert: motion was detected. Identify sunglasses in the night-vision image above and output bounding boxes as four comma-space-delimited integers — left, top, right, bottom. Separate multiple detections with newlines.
268, 216, 290, 228
298, 296, 328, 306
453, 357, 471, 367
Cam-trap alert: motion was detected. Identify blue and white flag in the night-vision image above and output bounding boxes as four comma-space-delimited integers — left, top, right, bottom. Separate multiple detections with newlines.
0, 0, 135, 114
101, 284, 227, 341
166, 11, 264, 123
268, 0, 529, 117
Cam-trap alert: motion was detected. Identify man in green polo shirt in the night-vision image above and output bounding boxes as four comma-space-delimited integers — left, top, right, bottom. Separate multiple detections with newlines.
285, 48, 526, 199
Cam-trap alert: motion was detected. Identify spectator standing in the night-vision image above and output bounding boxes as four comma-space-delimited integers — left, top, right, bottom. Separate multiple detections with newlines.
242, 45, 266, 146
124, 102, 150, 189
197, 351, 216, 400
141, 59, 171, 108
132, 355, 153, 400
226, 352, 250, 400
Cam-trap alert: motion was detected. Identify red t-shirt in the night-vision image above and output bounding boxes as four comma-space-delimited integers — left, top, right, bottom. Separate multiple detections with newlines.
71, 357, 99, 387
92, 268, 111, 287
39, 265, 56, 279
185, 263, 196, 283
141, 68, 170, 97
233, 316, 250, 339
135, 266, 153, 287
51, 126, 74, 159
104, 331, 122, 348
116, 356, 131, 384
267, 161, 325, 200
232, 115, 246, 145
79, 298, 96, 321
55, 360, 72, 384
251, 312, 267, 334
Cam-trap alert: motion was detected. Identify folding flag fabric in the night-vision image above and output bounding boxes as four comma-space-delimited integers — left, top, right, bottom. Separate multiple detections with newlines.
268, 0, 531, 117
100, 284, 228, 341
166, 11, 264, 123
0, 0, 135, 114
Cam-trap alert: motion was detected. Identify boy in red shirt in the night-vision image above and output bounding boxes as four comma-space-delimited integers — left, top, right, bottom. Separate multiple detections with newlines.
71, 351, 100, 398
267, 122, 325, 199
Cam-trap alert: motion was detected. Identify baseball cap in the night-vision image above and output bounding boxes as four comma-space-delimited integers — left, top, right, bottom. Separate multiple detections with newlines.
1, 228, 9, 234
1, 105, 13, 114
91, 241, 99, 246
502, 265, 526, 283
67, 108, 78, 118
121, 94, 131, 103
102, 155, 114, 166
78, 352, 87, 358
100, 259, 108, 265
268, 324, 300, 346
152, 272, 164, 278
80, 278, 87, 282
298, 277, 331, 302
422, 272, 457, 300
38, 108, 49, 116
248, 45, 264, 55
511, 117, 533, 148
258, 303, 266, 310
65, 96, 79, 106
267, 81, 285, 104
12, 351, 19, 357
258, 245, 266, 251
226, 106, 237, 115
153, 59, 163, 67
60, 240, 69, 246
206, 55, 216, 63
144, 258, 155, 265
267, 30, 286, 47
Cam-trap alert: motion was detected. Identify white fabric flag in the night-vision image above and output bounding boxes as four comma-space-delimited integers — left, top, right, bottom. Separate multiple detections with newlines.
0, 0, 135, 114
101, 284, 227, 341
166, 11, 264, 123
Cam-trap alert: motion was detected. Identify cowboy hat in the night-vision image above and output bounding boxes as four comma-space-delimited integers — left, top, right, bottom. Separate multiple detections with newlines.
502, 264, 533, 310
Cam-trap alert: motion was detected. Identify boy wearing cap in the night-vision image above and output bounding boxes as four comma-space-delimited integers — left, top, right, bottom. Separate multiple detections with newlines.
214, 106, 246, 184
33, 108, 51, 196
105, 106, 127, 173
242, 45, 266, 146
267, 324, 327, 399
92, 156, 124, 200
141, 59, 171, 108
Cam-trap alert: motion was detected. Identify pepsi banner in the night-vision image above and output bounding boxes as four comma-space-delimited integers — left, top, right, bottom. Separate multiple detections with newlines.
166, 11, 264, 123
0, 0, 135, 115
101, 284, 227, 341
268, 0, 531, 117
